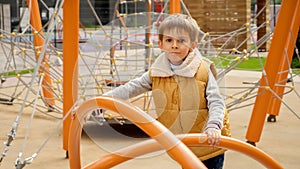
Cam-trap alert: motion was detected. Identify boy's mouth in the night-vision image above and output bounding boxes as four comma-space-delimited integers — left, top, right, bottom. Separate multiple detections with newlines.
168, 51, 180, 55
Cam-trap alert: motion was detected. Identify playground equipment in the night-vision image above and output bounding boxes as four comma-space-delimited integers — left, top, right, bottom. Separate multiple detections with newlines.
69, 96, 207, 169
65, 0, 289, 168
0, 0, 298, 168
246, 0, 300, 145
68, 96, 283, 169
28, 0, 55, 108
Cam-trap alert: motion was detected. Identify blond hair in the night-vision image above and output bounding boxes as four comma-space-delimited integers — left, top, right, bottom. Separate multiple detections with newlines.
158, 14, 199, 42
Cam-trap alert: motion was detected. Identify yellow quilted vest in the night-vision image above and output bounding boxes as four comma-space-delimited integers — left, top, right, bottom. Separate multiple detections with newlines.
151, 60, 231, 161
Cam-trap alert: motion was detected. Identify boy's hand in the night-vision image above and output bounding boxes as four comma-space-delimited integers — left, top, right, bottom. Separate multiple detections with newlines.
204, 128, 221, 146
84, 109, 104, 122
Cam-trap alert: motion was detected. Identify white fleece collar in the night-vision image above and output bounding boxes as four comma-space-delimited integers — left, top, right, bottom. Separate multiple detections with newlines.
151, 50, 202, 77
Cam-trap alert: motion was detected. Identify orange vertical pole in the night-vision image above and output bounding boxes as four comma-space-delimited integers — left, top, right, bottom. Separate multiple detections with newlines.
246, 0, 298, 143
27, 0, 55, 107
63, 0, 79, 153
267, 1, 300, 117
170, 0, 181, 14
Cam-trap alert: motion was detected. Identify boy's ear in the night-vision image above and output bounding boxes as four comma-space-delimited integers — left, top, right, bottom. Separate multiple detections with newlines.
190, 41, 198, 52
158, 40, 163, 49
191, 41, 198, 49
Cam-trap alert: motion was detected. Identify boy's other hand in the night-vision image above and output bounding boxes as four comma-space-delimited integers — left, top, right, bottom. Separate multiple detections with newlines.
204, 128, 221, 146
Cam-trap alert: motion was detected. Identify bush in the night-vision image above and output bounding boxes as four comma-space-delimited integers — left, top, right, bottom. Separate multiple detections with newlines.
292, 29, 300, 68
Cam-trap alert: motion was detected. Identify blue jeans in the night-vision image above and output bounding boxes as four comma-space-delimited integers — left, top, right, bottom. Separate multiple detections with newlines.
202, 153, 224, 169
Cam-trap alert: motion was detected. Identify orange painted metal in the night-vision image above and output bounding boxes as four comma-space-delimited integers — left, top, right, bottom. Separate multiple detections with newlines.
27, 0, 55, 107
170, 0, 181, 14
84, 134, 283, 169
62, 0, 79, 151
267, 0, 300, 116
68, 97, 207, 169
68, 97, 282, 169
246, 0, 299, 143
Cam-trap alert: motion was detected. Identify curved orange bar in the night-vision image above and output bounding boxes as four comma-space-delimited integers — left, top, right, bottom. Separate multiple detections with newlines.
69, 97, 283, 169
68, 96, 207, 169
84, 134, 283, 169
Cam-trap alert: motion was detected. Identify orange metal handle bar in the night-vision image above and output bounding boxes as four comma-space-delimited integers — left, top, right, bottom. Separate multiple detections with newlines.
84, 134, 283, 169
68, 96, 207, 169
69, 97, 283, 169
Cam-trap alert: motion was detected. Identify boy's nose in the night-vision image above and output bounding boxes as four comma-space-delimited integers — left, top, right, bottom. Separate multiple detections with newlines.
172, 41, 178, 48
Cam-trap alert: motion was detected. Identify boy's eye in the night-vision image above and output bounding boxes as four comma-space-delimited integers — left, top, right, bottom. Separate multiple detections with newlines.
178, 39, 185, 43
165, 38, 172, 43
164, 38, 185, 43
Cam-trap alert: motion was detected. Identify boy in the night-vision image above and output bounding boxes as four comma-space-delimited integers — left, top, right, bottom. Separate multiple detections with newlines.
103, 14, 230, 169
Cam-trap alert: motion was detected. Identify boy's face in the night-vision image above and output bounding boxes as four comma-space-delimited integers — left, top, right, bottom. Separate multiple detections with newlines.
158, 29, 197, 65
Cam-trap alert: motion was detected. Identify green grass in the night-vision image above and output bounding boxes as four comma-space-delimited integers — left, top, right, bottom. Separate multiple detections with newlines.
292, 69, 300, 74
212, 56, 266, 71
212, 55, 300, 74
235, 57, 266, 71
0, 68, 34, 77
1, 56, 298, 77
